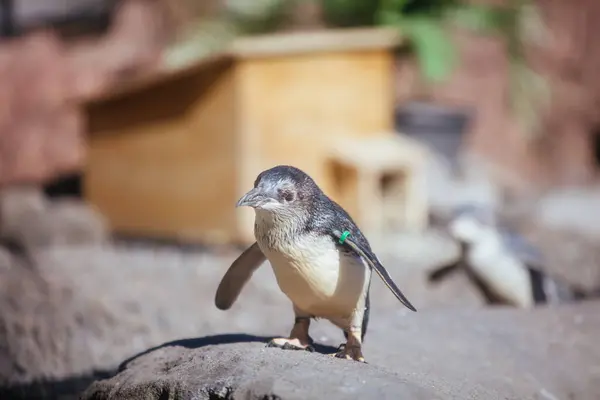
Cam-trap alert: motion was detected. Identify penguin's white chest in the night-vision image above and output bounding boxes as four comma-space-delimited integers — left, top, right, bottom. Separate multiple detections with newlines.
259, 234, 368, 317
468, 238, 533, 308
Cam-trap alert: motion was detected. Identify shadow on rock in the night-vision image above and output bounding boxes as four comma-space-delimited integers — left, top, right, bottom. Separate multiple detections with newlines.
119, 333, 339, 372
1, 334, 337, 400
0, 369, 115, 400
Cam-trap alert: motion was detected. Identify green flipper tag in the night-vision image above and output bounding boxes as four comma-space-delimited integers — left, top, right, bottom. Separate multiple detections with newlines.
339, 230, 351, 244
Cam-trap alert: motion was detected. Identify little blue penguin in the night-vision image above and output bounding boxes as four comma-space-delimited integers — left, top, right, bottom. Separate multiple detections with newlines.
440, 203, 597, 308
214, 165, 416, 362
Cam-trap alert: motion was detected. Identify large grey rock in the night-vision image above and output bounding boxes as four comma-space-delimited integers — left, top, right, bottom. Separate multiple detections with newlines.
0, 258, 117, 386
0, 186, 46, 240
0, 233, 481, 386
82, 302, 600, 400
0, 246, 14, 270
0, 187, 108, 251
83, 340, 437, 400
534, 188, 600, 238
1, 229, 598, 399
423, 151, 502, 218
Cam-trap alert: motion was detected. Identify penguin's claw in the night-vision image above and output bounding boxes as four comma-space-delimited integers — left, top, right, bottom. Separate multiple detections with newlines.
266, 337, 314, 352
331, 343, 367, 363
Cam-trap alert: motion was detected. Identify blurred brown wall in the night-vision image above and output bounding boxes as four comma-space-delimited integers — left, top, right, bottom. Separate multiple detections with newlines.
397, 0, 600, 190
536, 0, 600, 186
2, 0, 600, 191
0, 0, 168, 186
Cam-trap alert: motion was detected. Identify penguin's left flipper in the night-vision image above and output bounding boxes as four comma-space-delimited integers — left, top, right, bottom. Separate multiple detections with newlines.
333, 230, 417, 312
215, 242, 266, 310
427, 260, 462, 283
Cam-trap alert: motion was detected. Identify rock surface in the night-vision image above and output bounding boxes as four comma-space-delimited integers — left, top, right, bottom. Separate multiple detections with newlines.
0, 235, 469, 389
0, 187, 108, 252
84, 340, 436, 400
0, 214, 598, 399
82, 303, 600, 400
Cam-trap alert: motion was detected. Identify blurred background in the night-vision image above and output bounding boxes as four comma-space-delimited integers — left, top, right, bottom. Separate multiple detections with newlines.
1, 0, 599, 399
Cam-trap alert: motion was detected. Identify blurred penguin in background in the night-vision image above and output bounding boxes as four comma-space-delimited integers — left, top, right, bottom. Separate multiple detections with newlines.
429, 203, 597, 308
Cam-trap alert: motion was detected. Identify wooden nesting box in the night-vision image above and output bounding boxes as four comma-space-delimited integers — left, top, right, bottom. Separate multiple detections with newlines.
84, 28, 420, 245
327, 134, 429, 238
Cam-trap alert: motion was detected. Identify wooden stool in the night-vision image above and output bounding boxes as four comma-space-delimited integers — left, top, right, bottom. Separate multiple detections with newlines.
327, 134, 429, 236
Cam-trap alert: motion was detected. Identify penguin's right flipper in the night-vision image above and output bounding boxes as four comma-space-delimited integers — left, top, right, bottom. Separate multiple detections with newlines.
215, 242, 266, 310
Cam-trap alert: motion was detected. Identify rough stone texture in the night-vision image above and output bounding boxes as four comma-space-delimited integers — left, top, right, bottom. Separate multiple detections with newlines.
0, 231, 473, 395
67, 0, 167, 100
0, 187, 108, 251
0, 186, 46, 240
0, 195, 598, 398
533, 188, 600, 238
0, 31, 85, 186
0, 0, 166, 186
0, 246, 14, 270
81, 303, 600, 400
83, 340, 437, 400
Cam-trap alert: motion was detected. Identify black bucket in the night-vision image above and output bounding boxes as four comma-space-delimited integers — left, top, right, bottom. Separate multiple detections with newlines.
394, 101, 472, 169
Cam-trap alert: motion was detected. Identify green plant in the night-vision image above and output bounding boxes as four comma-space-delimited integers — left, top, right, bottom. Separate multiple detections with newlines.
376, 0, 462, 83
322, 0, 549, 136
224, 0, 291, 34
443, 0, 549, 136
320, 0, 382, 27
163, 0, 292, 70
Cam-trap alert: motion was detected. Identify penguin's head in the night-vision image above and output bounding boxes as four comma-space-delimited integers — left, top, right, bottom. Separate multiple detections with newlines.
235, 165, 318, 215
449, 204, 496, 244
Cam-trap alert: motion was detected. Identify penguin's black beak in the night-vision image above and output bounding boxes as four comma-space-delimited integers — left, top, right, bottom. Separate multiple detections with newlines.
236, 187, 270, 208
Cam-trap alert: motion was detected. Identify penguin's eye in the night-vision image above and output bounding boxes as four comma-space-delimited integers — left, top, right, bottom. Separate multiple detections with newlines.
279, 189, 295, 202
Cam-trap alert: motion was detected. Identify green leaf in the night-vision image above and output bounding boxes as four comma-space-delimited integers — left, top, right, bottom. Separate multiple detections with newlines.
376, 8, 404, 26
380, 0, 409, 11
375, 0, 408, 24
320, 0, 383, 27
372, 0, 549, 137
400, 17, 458, 83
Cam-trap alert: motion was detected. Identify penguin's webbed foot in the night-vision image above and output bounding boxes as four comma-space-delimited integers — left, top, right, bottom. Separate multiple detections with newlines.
331, 343, 366, 363
266, 337, 315, 352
